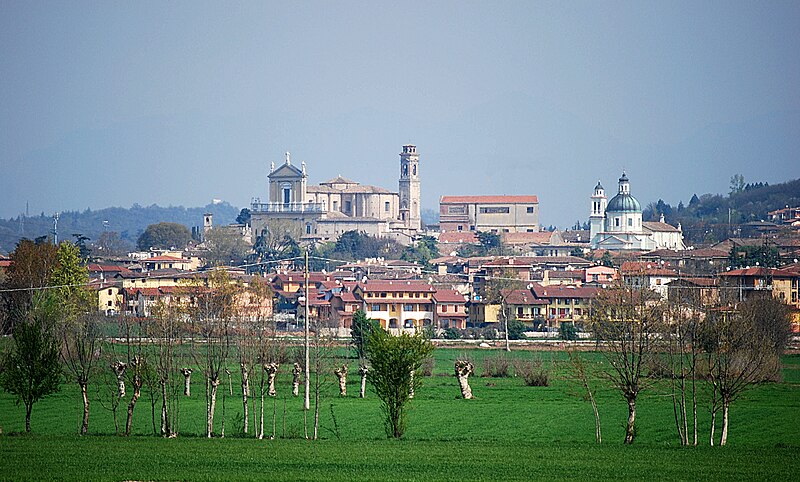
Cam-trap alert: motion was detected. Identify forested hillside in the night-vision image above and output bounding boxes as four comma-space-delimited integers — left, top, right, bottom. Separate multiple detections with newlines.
0, 202, 240, 254
643, 177, 800, 244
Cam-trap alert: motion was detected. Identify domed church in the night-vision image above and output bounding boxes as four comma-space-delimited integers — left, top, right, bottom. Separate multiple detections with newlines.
589, 172, 685, 251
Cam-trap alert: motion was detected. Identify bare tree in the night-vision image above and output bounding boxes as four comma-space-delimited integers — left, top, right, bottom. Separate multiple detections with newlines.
567, 350, 601, 443
662, 289, 704, 446
149, 301, 183, 437
482, 267, 525, 352
60, 313, 102, 435
591, 283, 662, 444
187, 270, 239, 438
702, 296, 791, 446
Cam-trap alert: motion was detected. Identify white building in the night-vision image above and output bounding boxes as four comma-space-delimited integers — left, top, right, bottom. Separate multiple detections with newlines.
589, 173, 685, 251
250, 146, 422, 245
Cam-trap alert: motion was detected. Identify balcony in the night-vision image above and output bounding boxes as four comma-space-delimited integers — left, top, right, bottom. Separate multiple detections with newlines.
251, 202, 325, 214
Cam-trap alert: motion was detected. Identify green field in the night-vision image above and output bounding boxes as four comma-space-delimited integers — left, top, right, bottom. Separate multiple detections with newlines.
2, 348, 799, 480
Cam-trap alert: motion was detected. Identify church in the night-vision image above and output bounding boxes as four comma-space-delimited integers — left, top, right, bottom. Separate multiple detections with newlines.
249, 145, 422, 245
589, 172, 685, 251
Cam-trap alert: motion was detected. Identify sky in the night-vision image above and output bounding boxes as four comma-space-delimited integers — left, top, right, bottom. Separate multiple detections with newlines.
2, 1, 799, 228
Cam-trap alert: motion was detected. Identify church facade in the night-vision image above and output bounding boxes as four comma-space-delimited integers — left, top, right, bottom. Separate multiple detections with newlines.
589, 173, 685, 252
250, 145, 422, 245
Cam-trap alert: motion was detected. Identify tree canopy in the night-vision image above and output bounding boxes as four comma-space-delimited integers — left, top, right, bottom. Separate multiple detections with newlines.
137, 222, 192, 251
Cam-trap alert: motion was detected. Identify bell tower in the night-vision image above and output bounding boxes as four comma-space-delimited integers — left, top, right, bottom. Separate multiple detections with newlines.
589, 180, 606, 247
399, 144, 421, 231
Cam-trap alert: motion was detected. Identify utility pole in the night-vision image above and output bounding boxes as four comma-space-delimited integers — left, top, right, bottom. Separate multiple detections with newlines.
304, 247, 310, 412
53, 212, 59, 244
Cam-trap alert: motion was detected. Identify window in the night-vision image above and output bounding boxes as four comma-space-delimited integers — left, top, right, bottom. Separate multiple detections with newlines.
385, 201, 390, 212
380, 292, 387, 298
628, 218, 633, 227
404, 319, 414, 328
457, 225, 463, 231
108, 301, 113, 307
306, 224, 312, 234
283, 187, 291, 205
412, 165, 416, 175
615, 218, 620, 227
448, 206, 466, 214
108, 289, 113, 295
403, 304, 414, 311
345, 200, 352, 213
371, 304, 381, 311
527, 206, 535, 213
479, 206, 510, 214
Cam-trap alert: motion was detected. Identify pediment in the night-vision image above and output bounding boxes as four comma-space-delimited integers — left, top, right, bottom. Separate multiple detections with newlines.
269, 163, 304, 179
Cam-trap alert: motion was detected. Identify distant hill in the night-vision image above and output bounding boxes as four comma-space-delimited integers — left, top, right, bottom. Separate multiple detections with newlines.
643, 178, 800, 244
0, 202, 241, 254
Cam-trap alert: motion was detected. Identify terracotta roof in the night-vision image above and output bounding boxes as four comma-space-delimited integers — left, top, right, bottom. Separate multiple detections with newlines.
502, 289, 549, 305
438, 232, 479, 244
720, 267, 797, 278
142, 256, 188, 263
440, 195, 539, 204
87, 264, 132, 273
433, 289, 467, 303
357, 280, 435, 293
530, 283, 600, 299
620, 261, 678, 276
320, 175, 358, 185
643, 248, 728, 259
502, 232, 553, 245
668, 277, 718, 287
642, 221, 680, 232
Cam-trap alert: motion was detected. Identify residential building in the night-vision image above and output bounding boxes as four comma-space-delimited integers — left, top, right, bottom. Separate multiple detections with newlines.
620, 261, 679, 299
432, 289, 469, 329
353, 280, 436, 333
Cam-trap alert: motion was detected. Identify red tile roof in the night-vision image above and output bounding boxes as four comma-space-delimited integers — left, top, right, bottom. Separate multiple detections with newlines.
357, 280, 435, 293
502, 232, 553, 245
440, 195, 539, 204
432, 289, 467, 303
502, 289, 549, 305
530, 283, 601, 299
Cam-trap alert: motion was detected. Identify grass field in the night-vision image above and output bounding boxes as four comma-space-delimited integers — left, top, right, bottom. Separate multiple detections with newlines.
2, 348, 799, 480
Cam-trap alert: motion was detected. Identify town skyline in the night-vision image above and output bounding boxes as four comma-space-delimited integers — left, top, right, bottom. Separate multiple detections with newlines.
2, 2, 800, 225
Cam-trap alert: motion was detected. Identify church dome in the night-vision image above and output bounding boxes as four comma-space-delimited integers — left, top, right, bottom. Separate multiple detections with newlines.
606, 192, 641, 212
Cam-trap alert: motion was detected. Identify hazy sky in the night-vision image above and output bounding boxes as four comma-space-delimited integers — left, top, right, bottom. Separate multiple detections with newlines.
2, 1, 799, 227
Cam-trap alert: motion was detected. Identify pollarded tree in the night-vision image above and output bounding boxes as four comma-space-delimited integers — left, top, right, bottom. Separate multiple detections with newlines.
52, 241, 98, 435
591, 283, 663, 444
0, 292, 62, 432
366, 329, 434, 438
702, 296, 792, 446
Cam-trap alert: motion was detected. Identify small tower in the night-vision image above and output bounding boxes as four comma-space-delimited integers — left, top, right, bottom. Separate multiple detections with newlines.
589, 181, 606, 245
398, 144, 421, 231
203, 213, 213, 233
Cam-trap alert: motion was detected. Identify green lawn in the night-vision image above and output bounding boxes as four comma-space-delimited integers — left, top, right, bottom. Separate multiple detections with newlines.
1, 349, 799, 480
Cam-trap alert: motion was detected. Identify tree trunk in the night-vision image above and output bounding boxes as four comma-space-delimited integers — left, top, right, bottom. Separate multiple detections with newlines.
292, 363, 301, 397
266, 363, 279, 397
160, 380, 169, 436
455, 360, 474, 399
180, 368, 192, 396
207, 377, 219, 438
241, 363, 250, 435
125, 375, 142, 436
25, 403, 32, 433
111, 361, 127, 398
80, 381, 90, 435
590, 391, 602, 444
720, 399, 730, 446
624, 398, 636, 444
335, 364, 347, 397
258, 379, 265, 440
359, 365, 368, 398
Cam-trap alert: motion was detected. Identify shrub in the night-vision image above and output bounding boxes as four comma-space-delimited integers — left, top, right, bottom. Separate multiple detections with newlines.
482, 354, 511, 378
442, 328, 461, 340
515, 358, 550, 387
559, 322, 578, 341
420, 357, 435, 377
507, 319, 526, 340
